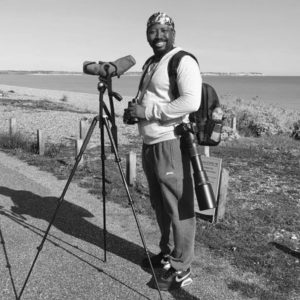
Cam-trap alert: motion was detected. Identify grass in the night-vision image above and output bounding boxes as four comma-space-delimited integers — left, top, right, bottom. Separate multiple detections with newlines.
0, 132, 38, 153
0, 97, 299, 299
201, 139, 300, 299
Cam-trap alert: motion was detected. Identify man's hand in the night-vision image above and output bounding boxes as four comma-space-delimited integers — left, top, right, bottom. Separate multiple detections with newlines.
128, 103, 146, 119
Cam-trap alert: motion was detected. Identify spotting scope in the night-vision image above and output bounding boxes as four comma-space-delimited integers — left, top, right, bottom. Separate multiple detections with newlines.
83, 55, 136, 78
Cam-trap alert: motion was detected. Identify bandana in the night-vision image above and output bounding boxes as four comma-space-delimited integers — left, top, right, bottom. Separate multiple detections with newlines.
146, 12, 175, 30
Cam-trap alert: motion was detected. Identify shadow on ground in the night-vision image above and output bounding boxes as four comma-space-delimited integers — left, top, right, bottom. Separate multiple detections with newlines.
0, 186, 200, 300
269, 241, 300, 259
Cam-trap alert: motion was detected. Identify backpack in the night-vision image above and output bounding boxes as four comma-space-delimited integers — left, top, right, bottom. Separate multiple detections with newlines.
168, 50, 223, 146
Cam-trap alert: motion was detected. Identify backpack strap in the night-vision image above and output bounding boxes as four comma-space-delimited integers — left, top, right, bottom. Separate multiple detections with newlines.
168, 50, 198, 99
201, 82, 208, 121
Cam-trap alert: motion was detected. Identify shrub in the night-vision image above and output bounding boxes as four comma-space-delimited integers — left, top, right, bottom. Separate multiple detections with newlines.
0, 132, 64, 157
60, 95, 68, 102
44, 143, 62, 157
0, 132, 38, 153
222, 98, 300, 137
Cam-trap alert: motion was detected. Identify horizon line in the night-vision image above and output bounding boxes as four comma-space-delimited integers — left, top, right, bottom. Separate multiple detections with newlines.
1, 70, 299, 76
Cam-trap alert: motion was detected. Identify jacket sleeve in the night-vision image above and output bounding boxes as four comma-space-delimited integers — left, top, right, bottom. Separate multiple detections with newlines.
145, 55, 202, 121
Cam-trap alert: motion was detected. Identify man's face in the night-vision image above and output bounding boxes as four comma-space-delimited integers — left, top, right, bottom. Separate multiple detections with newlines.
147, 24, 175, 57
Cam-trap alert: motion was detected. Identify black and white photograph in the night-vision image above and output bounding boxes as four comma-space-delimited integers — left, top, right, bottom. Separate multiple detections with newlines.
0, 1, 299, 299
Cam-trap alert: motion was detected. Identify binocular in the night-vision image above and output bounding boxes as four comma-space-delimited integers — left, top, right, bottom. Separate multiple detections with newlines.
123, 99, 139, 125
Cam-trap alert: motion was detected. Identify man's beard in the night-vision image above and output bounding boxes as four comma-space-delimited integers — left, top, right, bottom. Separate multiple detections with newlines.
151, 38, 174, 57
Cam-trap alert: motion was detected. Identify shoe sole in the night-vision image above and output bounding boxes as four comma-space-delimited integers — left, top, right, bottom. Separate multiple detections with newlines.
181, 277, 193, 287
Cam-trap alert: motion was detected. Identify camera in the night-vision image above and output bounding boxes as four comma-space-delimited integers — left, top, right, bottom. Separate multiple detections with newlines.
123, 99, 139, 125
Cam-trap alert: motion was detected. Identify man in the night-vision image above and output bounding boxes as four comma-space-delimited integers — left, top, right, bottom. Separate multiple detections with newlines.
127, 12, 202, 291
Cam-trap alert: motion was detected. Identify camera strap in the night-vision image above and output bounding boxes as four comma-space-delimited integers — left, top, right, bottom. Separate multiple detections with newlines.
135, 57, 158, 101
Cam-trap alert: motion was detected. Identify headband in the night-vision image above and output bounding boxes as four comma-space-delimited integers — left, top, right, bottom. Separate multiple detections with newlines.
147, 12, 175, 30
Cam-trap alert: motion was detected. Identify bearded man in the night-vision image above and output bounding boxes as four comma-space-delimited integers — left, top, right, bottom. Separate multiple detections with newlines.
127, 12, 202, 291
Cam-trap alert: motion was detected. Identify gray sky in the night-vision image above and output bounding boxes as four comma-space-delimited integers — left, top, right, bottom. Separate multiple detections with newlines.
1, 0, 299, 75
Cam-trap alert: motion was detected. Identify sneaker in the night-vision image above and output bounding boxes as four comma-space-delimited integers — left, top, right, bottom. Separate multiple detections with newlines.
155, 267, 192, 291
141, 252, 171, 270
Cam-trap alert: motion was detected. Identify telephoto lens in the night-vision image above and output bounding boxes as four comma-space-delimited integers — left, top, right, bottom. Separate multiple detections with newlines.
182, 130, 217, 210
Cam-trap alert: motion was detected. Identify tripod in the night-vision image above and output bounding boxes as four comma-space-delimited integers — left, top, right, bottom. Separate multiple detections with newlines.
18, 73, 163, 299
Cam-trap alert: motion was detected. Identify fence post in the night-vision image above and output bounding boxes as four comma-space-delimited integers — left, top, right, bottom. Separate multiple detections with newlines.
231, 116, 237, 132
37, 130, 45, 155
80, 119, 88, 140
204, 146, 210, 157
75, 139, 84, 166
126, 151, 136, 186
9, 118, 17, 136
215, 168, 229, 222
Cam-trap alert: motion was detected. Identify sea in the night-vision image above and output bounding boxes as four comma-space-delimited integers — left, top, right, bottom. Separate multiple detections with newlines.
0, 74, 299, 111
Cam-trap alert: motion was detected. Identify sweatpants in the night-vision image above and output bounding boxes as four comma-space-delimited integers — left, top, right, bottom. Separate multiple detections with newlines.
142, 138, 196, 271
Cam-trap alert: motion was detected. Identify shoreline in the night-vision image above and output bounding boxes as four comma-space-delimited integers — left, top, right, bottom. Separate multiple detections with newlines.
0, 84, 131, 116
1, 84, 299, 140
1, 75, 300, 111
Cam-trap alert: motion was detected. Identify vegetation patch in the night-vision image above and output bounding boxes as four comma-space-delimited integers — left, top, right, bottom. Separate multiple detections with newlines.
0, 132, 38, 153
222, 97, 300, 137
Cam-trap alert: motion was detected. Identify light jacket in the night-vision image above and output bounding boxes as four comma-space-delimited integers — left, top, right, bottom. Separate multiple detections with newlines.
138, 47, 202, 145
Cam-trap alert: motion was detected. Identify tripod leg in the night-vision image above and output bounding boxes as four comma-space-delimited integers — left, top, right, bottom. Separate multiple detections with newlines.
101, 116, 163, 300
18, 116, 99, 300
99, 114, 107, 262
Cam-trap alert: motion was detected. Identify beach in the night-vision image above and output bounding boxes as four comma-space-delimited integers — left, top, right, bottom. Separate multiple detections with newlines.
0, 84, 136, 146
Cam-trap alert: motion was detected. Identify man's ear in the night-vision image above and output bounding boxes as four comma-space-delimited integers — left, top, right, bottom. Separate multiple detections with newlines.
171, 29, 176, 43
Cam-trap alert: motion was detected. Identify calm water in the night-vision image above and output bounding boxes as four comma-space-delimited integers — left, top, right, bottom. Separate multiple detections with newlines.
0, 74, 299, 111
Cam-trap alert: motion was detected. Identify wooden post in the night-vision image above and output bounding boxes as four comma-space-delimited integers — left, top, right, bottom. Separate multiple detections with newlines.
215, 168, 229, 222
231, 116, 237, 131
80, 119, 88, 140
204, 146, 210, 157
37, 130, 45, 155
75, 139, 84, 165
9, 118, 17, 136
126, 151, 136, 186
